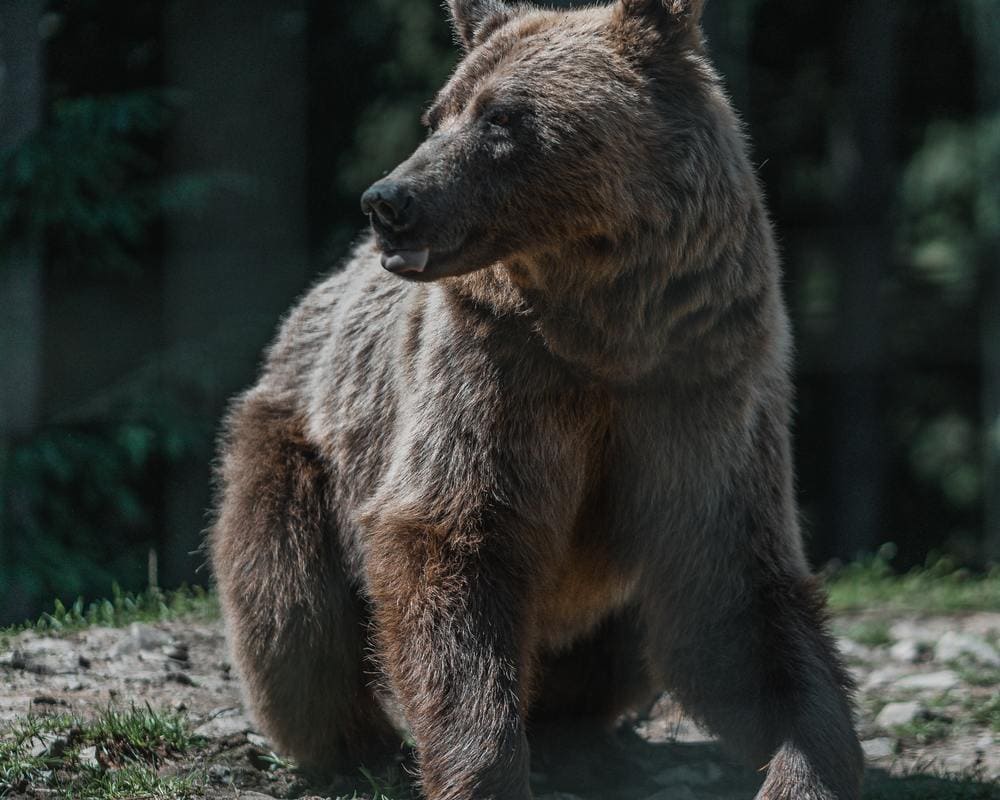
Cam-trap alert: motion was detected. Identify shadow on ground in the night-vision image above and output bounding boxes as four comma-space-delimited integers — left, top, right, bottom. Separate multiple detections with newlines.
309, 724, 1000, 800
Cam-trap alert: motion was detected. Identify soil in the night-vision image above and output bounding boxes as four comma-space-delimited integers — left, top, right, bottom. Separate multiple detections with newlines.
1, 610, 998, 799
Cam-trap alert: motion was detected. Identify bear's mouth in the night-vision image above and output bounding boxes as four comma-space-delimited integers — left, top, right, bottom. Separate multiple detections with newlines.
380, 248, 431, 276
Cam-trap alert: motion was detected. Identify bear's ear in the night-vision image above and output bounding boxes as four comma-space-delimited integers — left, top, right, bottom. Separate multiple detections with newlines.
616, 0, 706, 39
447, 0, 513, 51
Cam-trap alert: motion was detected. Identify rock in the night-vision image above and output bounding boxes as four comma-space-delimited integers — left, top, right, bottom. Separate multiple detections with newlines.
78, 745, 99, 769
889, 640, 923, 664
195, 708, 252, 739
976, 733, 996, 751
837, 638, 875, 663
31, 695, 67, 707
862, 665, 908, 689
234, 794, 277, 800
112, 623, 174, 657
894, 670, 960, 691
875, 701, 924, 729
890, 621, 937, 644
653, 762, 723, 787
935, 631, 1000, 667
207, 764, 232, 784
165, 643, 190, 663
5, 638, 82, 675
28, 733, 69, 760
247, 732, 271, 749
861, 738, 896, 759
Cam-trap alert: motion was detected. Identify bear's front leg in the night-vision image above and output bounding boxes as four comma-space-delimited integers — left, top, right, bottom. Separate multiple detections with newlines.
363, 511, 534, 800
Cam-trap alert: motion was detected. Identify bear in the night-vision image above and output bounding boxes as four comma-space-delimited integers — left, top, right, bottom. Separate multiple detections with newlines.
209, 1, 864, 799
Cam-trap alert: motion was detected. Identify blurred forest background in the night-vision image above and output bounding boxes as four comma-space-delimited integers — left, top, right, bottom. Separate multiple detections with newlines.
0, 0, 998, 625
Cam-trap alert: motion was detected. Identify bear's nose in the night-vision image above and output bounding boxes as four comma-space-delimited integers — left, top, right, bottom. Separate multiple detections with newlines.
361, 180, 414, 231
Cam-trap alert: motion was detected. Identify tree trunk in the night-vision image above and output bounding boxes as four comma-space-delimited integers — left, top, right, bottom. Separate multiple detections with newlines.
0, 0, 45, 621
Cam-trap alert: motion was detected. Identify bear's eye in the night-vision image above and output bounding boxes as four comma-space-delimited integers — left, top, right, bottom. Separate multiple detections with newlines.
486, 109, 512, 129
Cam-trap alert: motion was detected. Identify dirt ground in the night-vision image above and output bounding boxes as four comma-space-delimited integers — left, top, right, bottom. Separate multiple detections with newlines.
1, 610, 998, 799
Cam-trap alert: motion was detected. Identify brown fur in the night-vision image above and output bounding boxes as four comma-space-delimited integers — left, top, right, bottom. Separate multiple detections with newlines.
210, 2, 863, 798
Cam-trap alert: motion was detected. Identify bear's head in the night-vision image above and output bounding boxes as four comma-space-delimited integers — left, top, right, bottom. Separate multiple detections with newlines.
360, 0, 741, 284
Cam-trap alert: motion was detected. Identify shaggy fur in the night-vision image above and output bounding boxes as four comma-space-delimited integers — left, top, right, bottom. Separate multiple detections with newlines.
210, 2, 864, 799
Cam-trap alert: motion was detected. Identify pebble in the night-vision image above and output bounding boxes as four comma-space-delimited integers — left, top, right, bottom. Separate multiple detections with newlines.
893, 670, 961, 691
112, 623, 174, 657
195, 708, 252, 738
875, 701, 924, 729
935, 631, 1000, 667
837, 638, 875, 663
28, 733, 69, 760
889, 639, 923, 664
165, 643, 190, 663
207, 764, 232, 783
861, 737, 896, 759
78, 745, 99, 769
247, 732, 271, 749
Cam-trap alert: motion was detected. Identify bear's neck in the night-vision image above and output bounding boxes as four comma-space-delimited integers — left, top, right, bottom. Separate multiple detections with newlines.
445, 201, 781, 386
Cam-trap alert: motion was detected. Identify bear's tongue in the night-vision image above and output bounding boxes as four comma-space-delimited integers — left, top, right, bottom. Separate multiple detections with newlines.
381, 249, 430, 274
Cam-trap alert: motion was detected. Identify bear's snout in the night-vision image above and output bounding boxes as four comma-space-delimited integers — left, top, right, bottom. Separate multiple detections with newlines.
361, 179, 416, 231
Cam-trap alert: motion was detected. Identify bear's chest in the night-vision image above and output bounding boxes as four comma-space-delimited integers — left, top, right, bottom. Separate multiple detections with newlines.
534, 524, 638, 652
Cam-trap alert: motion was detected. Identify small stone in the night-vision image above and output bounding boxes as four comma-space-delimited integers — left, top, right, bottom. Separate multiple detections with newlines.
875, 701, 924, 729
207, 764, 232, 783
976, 733, 995, 751
78, 745, 99, 769
28, 733, 69, 760
195, 708, 252, 739
935, 631, 1000, 667
238, 794, 279, 800
890, 621, 935, 644
247, 733, 270, 749
861, 737, 896, 759
889, 640, 923, 664
165, 644, 190, 663
837, 638, 875, 663
165, 672, 195, 686
894, 670, 961, 691
31, 695, 67, 707
112, 623, 173, 657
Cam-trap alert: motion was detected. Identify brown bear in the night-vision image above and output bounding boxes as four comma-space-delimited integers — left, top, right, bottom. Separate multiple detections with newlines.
210, 1, 864, 799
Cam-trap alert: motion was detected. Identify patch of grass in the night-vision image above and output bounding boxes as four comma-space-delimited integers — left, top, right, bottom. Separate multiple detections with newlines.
957, 664, 1000, 688
0, 705, 203, 799
843, 619, 893, 647
891, 715, 954, 744
0, 712, 77, 794
81, 705, 196, 767
65, 763, 201, 800
826, 547, 1000, 613
1, 584, 217, 644
967, 694, 1000, 732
